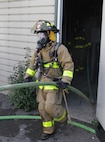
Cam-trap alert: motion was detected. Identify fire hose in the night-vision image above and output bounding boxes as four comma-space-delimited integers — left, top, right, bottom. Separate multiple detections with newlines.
0, 81, 96, 134
0, 81, 90, 103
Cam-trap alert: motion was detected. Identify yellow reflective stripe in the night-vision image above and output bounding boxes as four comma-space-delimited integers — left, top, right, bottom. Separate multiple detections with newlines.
54, 110, 66, 122
79, 67, 84, 70
63, 70, 73, 78
75, 45, 84, 48
68, 41, 72, 45
39, 86, 43, 89
36, 79, 38, 82
74, 37, 85, 40
43, 62, 59, 68
43, 120, 54, 128
84, 42, 92, 48
52, 62, 59, 68
44, 85, 58, 90
75, 68, 79, 72
43, 63, 50, 68
26, 68, 35, 76
46, 23, 51, 26
39, 85, 58, 90
51, 23, 54, 26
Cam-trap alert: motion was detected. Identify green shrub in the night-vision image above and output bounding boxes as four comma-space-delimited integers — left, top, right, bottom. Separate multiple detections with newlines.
8, 47, 38, 111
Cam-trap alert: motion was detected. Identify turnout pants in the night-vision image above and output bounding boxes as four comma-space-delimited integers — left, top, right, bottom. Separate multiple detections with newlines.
37, 89, 67, 134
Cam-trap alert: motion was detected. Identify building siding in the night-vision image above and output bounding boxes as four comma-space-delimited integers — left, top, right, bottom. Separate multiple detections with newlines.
0, 0, 56, 86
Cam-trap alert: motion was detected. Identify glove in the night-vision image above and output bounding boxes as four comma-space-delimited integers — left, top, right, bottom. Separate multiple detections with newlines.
56, 80, 69, 89
24, 77, 32, 82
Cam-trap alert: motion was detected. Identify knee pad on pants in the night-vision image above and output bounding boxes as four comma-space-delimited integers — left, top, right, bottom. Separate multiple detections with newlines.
45, 103, 54, 116
45, 103, 64, 118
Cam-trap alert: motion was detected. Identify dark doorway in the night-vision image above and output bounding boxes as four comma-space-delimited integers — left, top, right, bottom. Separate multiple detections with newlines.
62, 0, 103, 103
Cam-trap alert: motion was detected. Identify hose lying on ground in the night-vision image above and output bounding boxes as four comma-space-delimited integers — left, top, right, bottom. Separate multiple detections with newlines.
0, 115, 96, 134
0, 82, 95, 133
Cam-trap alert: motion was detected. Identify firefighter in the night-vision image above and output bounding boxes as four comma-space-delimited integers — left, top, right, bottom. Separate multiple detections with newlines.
69, 27, 91, 73
24, 20, 74, 140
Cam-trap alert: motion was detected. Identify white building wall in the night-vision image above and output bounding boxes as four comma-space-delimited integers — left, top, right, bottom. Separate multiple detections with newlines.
0, 0, 55, 86
96, 0, 105, 130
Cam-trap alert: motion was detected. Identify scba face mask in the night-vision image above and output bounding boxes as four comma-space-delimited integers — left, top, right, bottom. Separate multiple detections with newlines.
37, 32, 50, 51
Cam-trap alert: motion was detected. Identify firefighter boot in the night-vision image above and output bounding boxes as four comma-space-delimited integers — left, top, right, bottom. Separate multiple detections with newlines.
41, 133, 53, 140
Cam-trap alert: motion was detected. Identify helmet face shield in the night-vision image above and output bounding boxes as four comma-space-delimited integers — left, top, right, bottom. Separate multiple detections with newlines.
37, 32, 47, 41
35, 22, 43, 33
31, 21, 44, 34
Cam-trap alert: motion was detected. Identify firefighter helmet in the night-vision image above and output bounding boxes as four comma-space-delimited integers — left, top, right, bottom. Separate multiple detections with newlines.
31, 20, 59, 34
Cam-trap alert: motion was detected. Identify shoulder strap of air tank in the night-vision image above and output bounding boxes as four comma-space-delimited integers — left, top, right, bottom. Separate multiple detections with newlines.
54, 42, 61, 60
